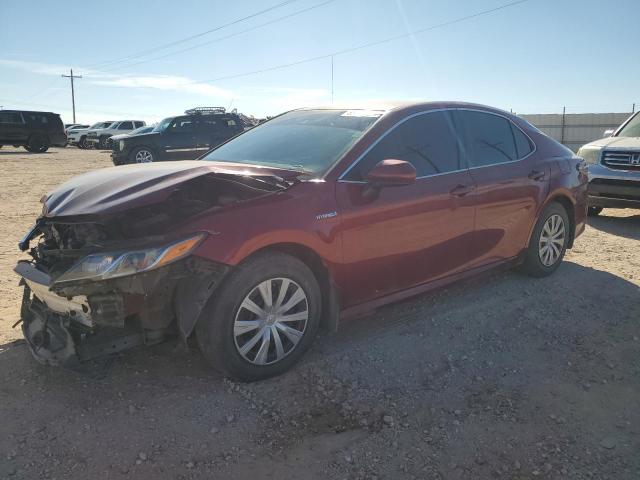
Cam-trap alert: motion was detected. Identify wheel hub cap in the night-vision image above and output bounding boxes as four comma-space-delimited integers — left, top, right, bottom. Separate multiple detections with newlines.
538, 214, 565, 267
233, 277, 308, 365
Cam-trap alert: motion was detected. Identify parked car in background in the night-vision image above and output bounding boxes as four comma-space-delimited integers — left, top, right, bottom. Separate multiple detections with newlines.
65, 124, 89, 134
577, 111, 640, 216
108, 125, 155, 145
67, 121, 114, 149
86, 120, 145, 149
15, 102, 588, 381
111, 107, 244, 164
0, 110, 66, 152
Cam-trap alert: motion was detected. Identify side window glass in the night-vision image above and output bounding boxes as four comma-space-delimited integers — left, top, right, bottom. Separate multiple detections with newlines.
134, 121, 144, 128
169, 117, 195, 132
459, 111, 518, 167
118, 121, 133, 130
511, 123, 533, 158
346, 110, 461, 180
0, 112, 24, 124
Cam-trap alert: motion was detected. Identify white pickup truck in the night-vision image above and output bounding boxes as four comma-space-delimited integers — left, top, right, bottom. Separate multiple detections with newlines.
86, 120, 145, 149
577, 111, 640, 216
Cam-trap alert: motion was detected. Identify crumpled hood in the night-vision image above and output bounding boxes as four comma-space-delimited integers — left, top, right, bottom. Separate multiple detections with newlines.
581, 136, 640, 150
42, 160, 296, 217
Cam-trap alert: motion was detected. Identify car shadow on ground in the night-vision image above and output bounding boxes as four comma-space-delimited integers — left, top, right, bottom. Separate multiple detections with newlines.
588, 211, 640, 241
0, 151, 53, 156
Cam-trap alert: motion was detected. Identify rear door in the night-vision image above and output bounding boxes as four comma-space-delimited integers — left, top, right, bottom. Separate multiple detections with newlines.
0, 111, 28, 144
336, 110, 478, 307
161, 116, 198, 160
196, 116, 238, 154
456, 109, 548, 264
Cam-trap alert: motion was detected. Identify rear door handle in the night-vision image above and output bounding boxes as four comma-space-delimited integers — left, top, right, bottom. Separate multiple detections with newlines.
449, 184, 475, 197
528, 170, 546, 181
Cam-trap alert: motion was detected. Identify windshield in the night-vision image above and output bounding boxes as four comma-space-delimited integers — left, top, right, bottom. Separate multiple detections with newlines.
153, 117, 174, 133
202, 109, 382, 173
617, 112, 640, 137
129, 126, 153, 135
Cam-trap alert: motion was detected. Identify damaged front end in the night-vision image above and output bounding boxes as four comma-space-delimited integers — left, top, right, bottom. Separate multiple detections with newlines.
14, 165, 288, 366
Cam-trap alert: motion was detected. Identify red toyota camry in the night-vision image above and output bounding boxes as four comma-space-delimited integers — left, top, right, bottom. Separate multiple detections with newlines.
15, 102, 588, 381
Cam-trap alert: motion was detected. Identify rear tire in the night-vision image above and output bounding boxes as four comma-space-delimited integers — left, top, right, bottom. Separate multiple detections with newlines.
25, 135, 49, 153
519, 202, 569, 277
587, 206, 603, 217
196, 252, 321, 382
98, 135, 111, 149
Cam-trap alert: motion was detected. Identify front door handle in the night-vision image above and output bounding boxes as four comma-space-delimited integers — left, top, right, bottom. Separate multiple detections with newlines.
449, 184, 475, 197
528, 170, 546, 181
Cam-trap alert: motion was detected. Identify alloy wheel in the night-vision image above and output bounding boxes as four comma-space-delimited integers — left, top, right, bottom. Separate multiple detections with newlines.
538, 214, 565, 266
233, 277, 308, 365
135, 149, 153, 163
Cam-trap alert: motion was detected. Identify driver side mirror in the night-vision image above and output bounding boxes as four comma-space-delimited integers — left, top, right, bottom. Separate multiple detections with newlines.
365, 159, 416, 187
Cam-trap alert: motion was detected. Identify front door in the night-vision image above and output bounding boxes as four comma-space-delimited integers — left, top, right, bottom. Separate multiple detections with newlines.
336, 110, 478, 307
161, 116, 198, 160
455, 110, 549, 264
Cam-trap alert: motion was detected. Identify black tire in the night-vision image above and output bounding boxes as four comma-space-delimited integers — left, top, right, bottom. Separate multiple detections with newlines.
587, 206, 603, 217
98, 135, 110, 149
129, 146, 155, 164
78, 136, 88, 149
196, 252, 321, 382
519, 202, 570, 277
25, 134, 49, 153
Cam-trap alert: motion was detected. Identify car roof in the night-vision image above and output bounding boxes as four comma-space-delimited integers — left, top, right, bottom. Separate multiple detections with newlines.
298, 101, 512, 117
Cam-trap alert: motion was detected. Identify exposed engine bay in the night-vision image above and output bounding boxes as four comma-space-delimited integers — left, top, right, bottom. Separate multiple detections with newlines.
15, 170, 288, 366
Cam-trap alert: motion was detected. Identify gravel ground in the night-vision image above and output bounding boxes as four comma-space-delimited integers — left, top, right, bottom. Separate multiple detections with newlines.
0, 146, 638, 479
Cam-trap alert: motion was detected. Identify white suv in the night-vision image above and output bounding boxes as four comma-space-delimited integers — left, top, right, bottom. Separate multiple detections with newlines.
577, 111, 640, 216
67, 121, 114, 149
86, 120, 145, 149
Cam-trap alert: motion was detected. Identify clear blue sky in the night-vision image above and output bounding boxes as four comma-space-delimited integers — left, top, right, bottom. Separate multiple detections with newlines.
1, 0, 638, 124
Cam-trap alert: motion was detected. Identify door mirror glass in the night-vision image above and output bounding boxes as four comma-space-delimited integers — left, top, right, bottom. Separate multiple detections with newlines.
366, 159, 416, 187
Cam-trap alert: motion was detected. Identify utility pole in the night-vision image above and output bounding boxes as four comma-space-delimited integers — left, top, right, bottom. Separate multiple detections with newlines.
61, 69, 82, 123
331, 55, 334, 105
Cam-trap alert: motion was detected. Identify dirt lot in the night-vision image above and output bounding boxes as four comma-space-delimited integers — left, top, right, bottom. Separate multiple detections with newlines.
0, 146, 638, 479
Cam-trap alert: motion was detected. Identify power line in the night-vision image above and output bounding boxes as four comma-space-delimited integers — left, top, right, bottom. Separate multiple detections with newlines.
85, 0, 302, 70
99, 0, 336, 73
185, 0, 531, 86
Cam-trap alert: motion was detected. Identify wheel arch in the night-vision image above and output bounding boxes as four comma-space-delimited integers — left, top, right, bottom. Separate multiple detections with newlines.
243, 242, 340, 333
530, 192, 576, 249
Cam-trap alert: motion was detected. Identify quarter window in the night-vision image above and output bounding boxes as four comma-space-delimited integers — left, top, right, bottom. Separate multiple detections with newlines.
346, 111, 461, 180
512, 123, 533, 158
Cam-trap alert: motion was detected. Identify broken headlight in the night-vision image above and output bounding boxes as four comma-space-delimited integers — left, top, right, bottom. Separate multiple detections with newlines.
54, 234, 205, 284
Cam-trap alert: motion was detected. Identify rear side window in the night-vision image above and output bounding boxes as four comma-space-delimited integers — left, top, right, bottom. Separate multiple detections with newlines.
118, 121, 133, 130
134, 121, 144, 128
458, 111, 518, 167
0, 112, 24, 124
26, 113, 49, 124
346, 110, 461, 180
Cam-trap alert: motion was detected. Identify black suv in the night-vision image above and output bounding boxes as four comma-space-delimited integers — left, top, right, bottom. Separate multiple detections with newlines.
111, 107, 246, 165
0, 110, 67, 152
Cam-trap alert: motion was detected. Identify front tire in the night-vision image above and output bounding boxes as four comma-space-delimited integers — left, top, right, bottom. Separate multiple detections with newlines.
130, 146, 155, 163
196, 252, 321, 382
519, 202, 569, 277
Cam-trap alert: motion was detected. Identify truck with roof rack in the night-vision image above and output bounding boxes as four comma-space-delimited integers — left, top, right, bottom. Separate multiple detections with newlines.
111, 107, 246, 165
